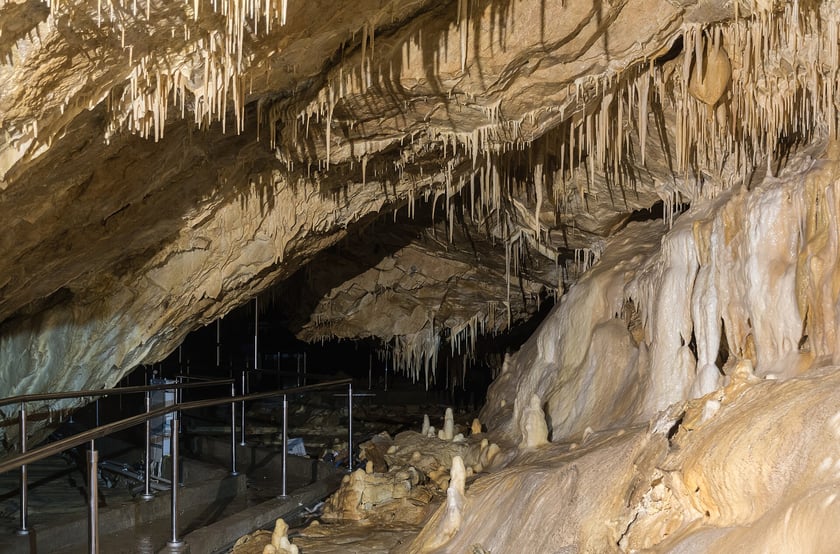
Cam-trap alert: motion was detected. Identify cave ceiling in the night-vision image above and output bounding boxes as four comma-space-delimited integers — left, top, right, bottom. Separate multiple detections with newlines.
0, 0, 837, 399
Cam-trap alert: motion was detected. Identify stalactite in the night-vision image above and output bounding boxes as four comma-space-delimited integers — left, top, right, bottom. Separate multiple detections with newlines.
63, 0, 298, 142
326, 85, 334, 169
458, 0, 469, 72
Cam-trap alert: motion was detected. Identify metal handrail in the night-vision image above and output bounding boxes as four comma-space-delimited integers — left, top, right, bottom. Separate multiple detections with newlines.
0, 378, 351, 474
173, 374, 223, 382
3, 375, 355, 551
240, 368, 340, 381
0, 378, 235, 409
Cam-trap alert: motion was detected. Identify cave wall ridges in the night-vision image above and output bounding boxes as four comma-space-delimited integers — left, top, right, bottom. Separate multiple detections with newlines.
484, 141, 840, 446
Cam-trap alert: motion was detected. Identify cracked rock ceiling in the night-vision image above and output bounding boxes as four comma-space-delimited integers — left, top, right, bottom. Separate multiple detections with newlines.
1, 0, 838, 406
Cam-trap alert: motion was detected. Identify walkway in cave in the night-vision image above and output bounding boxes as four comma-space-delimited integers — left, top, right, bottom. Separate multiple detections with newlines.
0, 417, 335, 553
0, 379, 476, 553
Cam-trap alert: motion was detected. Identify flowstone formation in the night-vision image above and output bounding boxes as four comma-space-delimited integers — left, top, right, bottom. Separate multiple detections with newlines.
407, 367, 840, 553
482, 140, 840, 446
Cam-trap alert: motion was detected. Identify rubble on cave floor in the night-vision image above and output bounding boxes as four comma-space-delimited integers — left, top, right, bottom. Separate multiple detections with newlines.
230, 407, 502, 552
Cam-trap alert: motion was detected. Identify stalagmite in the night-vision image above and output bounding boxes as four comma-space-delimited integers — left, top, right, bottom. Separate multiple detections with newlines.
479, 441, 500, 469
263, 518, 299, 554
450, 455, 466, 495
443, 407, 455, 440
419, 456, 466, 552
519, 394, 548, 448
421, 414, 430, 435
470, 418, 482, 435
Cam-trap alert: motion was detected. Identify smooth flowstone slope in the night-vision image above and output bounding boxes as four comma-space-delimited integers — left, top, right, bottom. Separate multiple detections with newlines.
409, 366, 840, 552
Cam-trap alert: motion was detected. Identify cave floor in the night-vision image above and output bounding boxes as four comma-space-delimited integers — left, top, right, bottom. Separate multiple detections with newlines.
232, 520, 423, 554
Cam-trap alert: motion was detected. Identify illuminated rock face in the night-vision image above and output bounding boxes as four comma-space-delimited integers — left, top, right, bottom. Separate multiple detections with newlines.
411, 366, 840, 552
0, 1, 734, 399
482, 141, 840, 447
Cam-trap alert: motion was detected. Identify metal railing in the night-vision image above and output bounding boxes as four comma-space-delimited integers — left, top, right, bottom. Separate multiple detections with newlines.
0, 379, 233, 409
235, 368, 351, 447
2, 378, 234, 537
0, 376, 355, 553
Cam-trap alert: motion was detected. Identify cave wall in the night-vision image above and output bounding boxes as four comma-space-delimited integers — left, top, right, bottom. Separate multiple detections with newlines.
483, 141, 840, 445
0, 165, 441, 415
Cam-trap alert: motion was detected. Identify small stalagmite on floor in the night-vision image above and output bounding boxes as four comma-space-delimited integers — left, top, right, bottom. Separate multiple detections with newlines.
231, 518, 298, 554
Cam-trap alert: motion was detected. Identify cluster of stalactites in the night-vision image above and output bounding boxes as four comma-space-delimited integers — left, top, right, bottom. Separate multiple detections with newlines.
1, 0, 288, 25
20, 0, 291, 143
375, 2, 840, 390
652, 3, 840, 197
429, 3, 840, 219
700, 3, 840, 180
389, 326, 441, 389
376, 301, 510, 389
99, 0, 840, 187
262, 0, 563, 259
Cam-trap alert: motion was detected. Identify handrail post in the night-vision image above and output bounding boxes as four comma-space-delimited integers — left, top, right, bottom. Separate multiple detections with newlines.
94, 398, 100, 450
254, 296, 259, 372
216, 319, 221, 368
167, 415, 184, 548
280, 393, 288, 498
230, 383, 238, 476
88, 440, 99, 554
348, 382, 353, 472
140, 390, 154, 501
17, 403, 29, 536
239, 370, 247, 446
175, 377, 182, 435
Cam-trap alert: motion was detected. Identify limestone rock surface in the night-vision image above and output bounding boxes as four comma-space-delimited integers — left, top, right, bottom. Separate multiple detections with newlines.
409, 367, 840, 552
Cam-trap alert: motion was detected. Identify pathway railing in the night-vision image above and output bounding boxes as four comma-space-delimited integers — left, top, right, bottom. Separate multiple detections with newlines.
0, 378, 234, 537
0, 376, 354, 553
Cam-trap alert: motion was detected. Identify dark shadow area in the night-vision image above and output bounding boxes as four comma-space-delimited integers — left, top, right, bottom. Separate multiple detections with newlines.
654, 35, 684, 66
